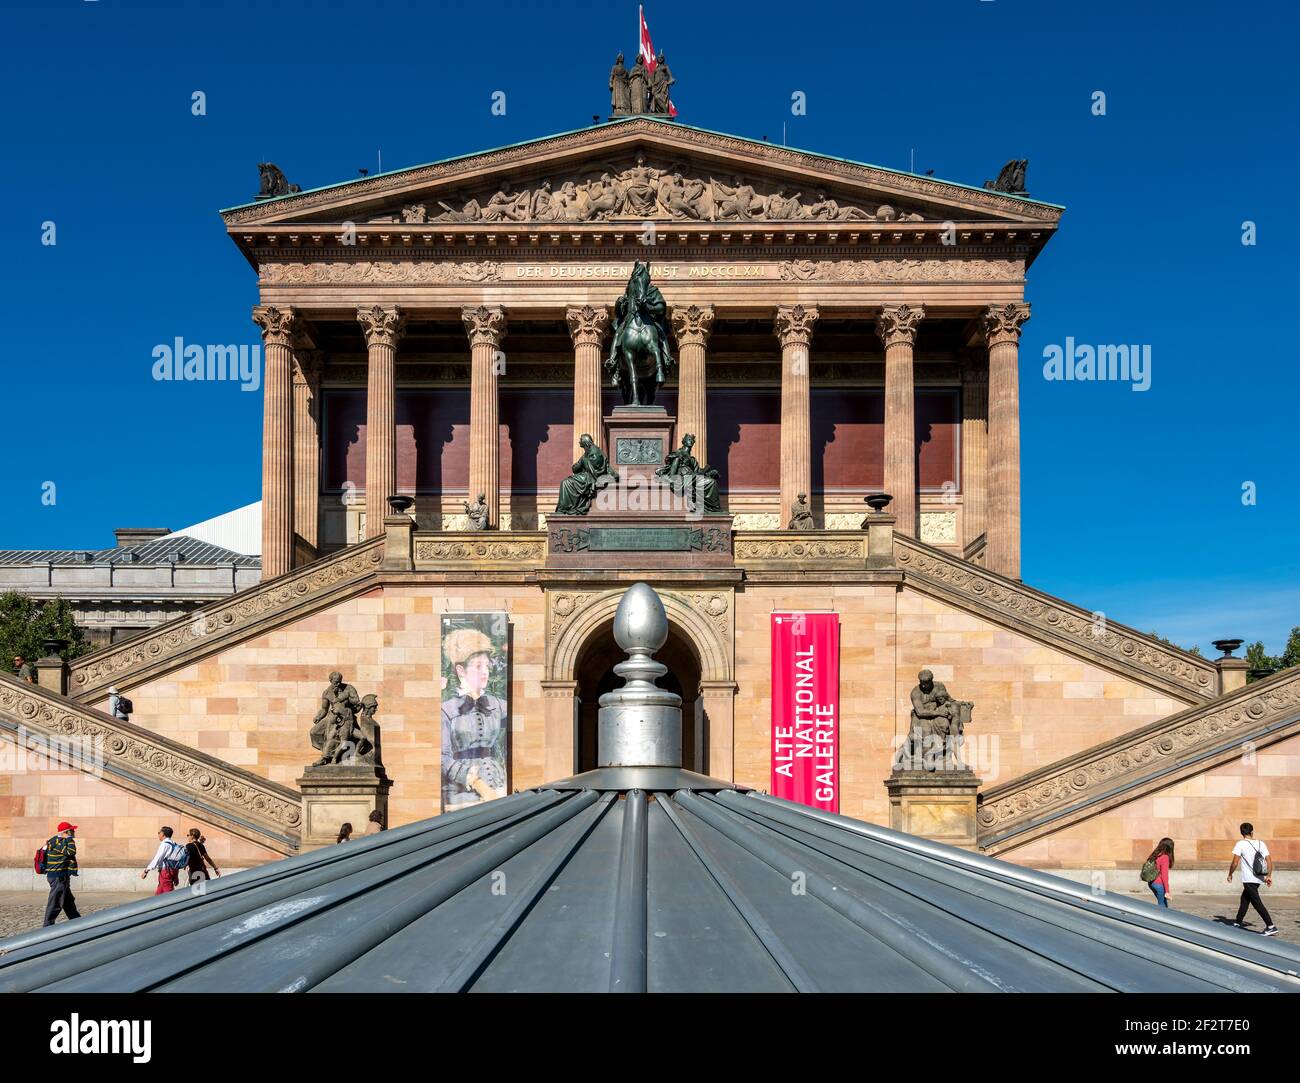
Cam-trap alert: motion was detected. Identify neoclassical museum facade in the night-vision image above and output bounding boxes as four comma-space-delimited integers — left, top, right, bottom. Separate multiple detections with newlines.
3, 118, 1297, 886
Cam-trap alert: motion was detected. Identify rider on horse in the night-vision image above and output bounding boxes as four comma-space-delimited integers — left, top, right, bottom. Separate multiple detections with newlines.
606, 261, 675, 405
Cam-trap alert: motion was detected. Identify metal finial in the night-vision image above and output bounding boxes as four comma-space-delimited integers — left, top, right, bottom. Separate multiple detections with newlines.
598, 582, 682, 768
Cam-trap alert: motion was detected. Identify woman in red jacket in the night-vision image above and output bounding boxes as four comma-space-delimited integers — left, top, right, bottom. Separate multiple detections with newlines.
1146, 837, 1175, 908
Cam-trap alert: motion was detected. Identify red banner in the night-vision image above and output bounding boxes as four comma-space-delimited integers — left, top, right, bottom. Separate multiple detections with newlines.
770, 613, 840, 812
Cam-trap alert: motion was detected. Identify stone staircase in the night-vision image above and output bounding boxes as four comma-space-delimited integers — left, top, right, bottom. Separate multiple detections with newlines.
893, 535, 1219, 704
977, 666, 1300, 854
69, 537, 385, 703
0, 673, 301, 853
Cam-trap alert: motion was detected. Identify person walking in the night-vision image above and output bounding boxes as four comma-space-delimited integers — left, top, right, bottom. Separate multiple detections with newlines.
336, 822, 353, 843
365, 809, 385, 835
141, 826, 186, 894
1228, 822, 1278, 936
1142, 837, 1174, 908
41, 822, 81, 926
183, 828, 220, 886
13, 654, 34, 683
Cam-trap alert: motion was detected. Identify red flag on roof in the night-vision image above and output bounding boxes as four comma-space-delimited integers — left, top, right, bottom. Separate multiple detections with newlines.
639, 6, 678, 117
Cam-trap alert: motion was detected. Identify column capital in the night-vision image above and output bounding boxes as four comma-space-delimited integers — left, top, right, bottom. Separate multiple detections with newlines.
462, 304, 507, 347
252, 305, 297, 348
357, 305, 406, 349
876, 304, 926, 348
774, 304, 818, 347
565, 304, 609, 347
670, 303, 715, 347
981, 302, 1031, 348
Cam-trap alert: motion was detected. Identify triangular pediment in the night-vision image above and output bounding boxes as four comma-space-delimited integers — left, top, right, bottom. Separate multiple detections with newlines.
223, 118, 1060, 231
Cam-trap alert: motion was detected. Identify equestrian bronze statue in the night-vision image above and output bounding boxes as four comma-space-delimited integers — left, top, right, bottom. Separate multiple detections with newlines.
606, 261, 675, 406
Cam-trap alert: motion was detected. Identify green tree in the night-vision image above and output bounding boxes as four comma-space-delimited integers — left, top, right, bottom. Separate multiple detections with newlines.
1280, 626, 1300, 670
0, 592, 89, 676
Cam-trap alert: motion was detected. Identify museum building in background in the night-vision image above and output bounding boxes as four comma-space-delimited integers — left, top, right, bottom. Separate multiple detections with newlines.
1, 113, 1296, 891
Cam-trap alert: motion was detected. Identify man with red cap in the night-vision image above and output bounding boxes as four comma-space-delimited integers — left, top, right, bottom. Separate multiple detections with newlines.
42, 821, 80, 926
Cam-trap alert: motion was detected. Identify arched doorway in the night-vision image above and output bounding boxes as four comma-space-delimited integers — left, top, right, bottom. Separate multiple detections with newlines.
573, 619, 704, 773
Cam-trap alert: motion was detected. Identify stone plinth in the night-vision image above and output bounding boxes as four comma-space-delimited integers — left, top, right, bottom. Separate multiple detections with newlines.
546, 513, 733, 569
297, 764, 391, 851
885, 770, 982, 850
604, 406, 675, 489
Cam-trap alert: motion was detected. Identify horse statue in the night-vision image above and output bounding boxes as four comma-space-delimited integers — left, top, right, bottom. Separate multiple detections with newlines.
605, 261, 675, 406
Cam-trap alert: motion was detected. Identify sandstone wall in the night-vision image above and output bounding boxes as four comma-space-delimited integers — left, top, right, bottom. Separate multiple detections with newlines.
1000, 731, 1300, 871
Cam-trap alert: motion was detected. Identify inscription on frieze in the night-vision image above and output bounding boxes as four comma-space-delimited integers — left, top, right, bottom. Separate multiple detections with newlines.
616, 437, 664, 465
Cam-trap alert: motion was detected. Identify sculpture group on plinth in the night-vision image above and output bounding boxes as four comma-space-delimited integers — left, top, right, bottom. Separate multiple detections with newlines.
892, 669, 975, 773
309, 671, 382, 767
299, 671, 389, 850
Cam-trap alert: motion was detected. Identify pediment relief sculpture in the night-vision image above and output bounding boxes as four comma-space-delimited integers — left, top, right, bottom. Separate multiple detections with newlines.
371, 154, 926, 226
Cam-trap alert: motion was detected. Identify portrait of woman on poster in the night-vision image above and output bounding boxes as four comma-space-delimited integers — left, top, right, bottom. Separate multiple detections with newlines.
440, 624, 508, 810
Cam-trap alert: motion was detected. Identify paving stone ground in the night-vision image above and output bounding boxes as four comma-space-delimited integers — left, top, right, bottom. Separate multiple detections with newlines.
2, 890, 1298, 949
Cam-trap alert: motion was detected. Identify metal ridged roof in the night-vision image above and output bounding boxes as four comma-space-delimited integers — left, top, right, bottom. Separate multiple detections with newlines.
3, 787, 1297, 993
0, 535, 259, 568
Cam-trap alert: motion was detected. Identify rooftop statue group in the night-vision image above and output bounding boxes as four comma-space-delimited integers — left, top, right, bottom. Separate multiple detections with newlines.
309, 672, 382, 768
609, 51, 674, 116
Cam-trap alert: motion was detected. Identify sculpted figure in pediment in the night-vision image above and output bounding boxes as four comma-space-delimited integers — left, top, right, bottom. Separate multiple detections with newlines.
622, 153, 662, 216
765, 188, 806, 220
713, 176, 764, 221
807, 190, 875, 221
584, 172, 625, 219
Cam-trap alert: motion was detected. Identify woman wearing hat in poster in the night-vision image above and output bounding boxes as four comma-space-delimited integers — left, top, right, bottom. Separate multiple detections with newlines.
441, 627, 508, 809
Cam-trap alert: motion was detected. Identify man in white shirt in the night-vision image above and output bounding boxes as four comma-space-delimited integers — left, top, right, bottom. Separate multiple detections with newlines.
141, 825, 184, 895
1227, 821, 1277, 936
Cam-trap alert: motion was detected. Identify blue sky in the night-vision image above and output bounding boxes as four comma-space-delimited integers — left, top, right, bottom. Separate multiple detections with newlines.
2, 0, 1296, 652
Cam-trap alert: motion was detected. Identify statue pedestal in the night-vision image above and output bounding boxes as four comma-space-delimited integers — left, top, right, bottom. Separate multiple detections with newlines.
604, 406, 676, 490
296, 764, 391, 851
546, 513, 733, 569
884, 770, 982, 850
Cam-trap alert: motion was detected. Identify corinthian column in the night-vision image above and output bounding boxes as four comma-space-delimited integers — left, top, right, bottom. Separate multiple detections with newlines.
292, 346, 323, 558
774, 305, 818, 527
463, 305, 507, 528
357, 305, 406, 539
960, 353, 989, 553
981, 302, 1030, 579
671, 304, 715, 464
565, 305, 609, 458
876, 304, 925, 538
253, 305, 296, 580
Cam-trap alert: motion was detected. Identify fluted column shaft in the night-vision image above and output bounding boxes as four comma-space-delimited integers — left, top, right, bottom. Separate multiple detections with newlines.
566, 305, 609, 458
463, 306, 507, 528
357, 305, 405, 539
877, 305, 924, 538
982, 303, 1030, 579
292, 348, 322, 557
775, 305, 818, 527
960, 354, 989, 551
671, 304, 715, 464
253, 306, 296, 580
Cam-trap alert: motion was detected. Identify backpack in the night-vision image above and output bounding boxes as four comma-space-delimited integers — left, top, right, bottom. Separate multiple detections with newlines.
161, 840, 189, 872
1140, 858, 1159, 883
1250, 842, 1267, 878
34, 846, 47, 874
